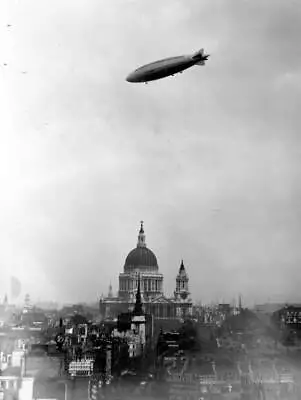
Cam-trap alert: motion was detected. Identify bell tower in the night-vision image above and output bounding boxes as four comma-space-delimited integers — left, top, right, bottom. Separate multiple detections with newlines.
174, 260, 190, 300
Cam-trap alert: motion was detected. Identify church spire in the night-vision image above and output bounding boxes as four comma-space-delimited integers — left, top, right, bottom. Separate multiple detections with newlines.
133, 274, 143, 315
179, 259, 185, 273
108, 282, 113, 298
137, 220, 146, 248
238, 293, 242, 310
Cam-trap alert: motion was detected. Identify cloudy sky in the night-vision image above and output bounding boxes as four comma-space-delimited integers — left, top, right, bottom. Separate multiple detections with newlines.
0, 0, 300, 306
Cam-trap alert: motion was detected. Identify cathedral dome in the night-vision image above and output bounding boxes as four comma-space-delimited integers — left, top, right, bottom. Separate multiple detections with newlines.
124, 222, 159, 273
125, 247, 158, 269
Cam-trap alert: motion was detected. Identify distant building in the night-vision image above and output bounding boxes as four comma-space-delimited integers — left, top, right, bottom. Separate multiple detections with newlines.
99, 222, 193, 321
20, 308, 48, 328
272, 304, 301, 332
254, 303, 286, 315
23, 294, 32, 313
193, 302, 240, 326
0, 296, 17, 327
34, 301, 59, 311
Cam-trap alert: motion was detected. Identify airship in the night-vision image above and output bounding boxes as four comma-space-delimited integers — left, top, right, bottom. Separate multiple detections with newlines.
126, 48, 209, 83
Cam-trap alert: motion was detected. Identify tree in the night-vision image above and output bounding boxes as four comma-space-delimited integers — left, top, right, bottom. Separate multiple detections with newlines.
178, 320, 198, 350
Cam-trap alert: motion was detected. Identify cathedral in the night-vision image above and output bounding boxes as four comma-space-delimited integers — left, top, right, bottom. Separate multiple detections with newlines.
99, 222, 193, 321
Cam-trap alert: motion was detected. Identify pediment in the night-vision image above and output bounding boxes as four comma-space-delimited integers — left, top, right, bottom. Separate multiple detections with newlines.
150, 295, 173, 304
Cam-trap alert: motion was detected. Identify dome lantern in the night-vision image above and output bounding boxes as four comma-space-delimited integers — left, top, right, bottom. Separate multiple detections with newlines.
137, 220, 146, 248
123, 222, 159, 273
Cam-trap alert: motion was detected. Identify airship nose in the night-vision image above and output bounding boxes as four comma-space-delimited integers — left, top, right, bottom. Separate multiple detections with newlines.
126, 72, 135, 82
126, 71, 138, 82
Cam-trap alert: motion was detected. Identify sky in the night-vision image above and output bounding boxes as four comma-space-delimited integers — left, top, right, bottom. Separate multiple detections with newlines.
0, 0, 300, 306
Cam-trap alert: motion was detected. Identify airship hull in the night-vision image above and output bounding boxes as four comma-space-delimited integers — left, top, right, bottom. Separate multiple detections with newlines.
127, 56, 197, 83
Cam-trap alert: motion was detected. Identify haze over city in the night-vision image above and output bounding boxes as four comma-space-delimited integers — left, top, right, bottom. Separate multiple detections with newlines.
1, 0, 300, 305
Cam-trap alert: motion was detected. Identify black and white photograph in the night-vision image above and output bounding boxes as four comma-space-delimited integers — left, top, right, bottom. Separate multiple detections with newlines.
0, 0, 300, 399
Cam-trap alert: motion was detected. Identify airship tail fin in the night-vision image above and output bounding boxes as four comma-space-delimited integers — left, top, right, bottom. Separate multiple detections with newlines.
192, 48, 205, 59
193, 48, 209, 65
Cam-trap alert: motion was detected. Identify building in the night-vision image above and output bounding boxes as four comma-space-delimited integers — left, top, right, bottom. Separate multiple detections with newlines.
254, 303, 286, 315
99, 222, 193, 321
272, 304, 301, 340
0, 296, 16, 327
112, 281, 150, 358
0, 336, 34, 400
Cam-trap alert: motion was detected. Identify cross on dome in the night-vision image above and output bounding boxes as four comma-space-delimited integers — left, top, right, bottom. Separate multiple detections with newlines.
140, 220, 144, 233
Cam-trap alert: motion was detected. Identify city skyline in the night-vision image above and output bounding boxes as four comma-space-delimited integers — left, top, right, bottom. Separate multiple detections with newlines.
1, 0, 300, 305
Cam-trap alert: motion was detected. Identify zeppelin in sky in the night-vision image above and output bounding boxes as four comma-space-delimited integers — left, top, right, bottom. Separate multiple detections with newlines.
126, 48, 209, 83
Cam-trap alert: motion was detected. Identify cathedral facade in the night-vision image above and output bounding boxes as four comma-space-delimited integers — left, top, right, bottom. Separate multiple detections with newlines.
99, 222, 193, 321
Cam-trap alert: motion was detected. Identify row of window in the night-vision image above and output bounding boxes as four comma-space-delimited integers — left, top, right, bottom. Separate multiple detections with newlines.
0, 379, 19, 390
119, 279, 162, 292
